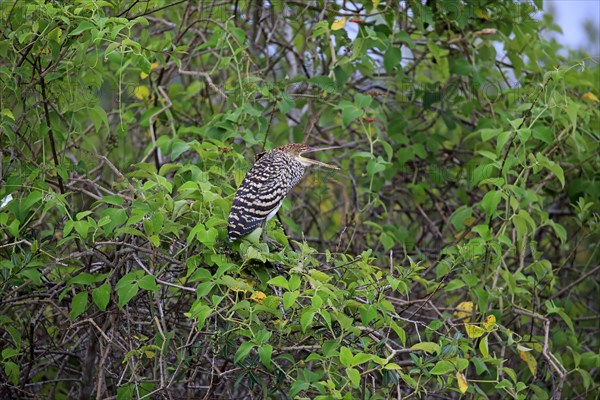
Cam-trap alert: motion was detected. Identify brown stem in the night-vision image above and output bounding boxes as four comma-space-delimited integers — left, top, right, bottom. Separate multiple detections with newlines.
38, 59, 65, 194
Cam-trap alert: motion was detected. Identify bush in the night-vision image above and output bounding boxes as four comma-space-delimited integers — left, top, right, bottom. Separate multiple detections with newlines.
0, 1, 598, 399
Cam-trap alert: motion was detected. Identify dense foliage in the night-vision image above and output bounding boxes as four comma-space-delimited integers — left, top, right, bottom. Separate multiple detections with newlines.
0, 0, 598, 399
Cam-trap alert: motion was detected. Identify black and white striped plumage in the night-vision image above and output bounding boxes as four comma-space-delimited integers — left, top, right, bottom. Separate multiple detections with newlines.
228, 144, 338, 241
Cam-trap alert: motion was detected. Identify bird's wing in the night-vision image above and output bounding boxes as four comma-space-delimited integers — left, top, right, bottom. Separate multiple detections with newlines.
228, 157, 292, 240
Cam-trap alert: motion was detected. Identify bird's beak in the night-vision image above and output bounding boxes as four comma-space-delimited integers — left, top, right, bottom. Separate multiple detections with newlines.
299, 146, 340, 169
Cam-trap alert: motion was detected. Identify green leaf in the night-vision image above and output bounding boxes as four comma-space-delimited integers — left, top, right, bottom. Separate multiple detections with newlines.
444, 279, 465, 291
367, 159, 386, 176
346, 367, 361, 388
283, 290, 299, 309
171, 139, 190, 160
148, 234, 160, 247
479, 335, 489, 358
544, 159, 565, 188
138, 275, 159, 291
410, 342, 440, 355
74, 220, 90, 239
450, 206, 472, 231
385, 363, 402, 370
100, 208, 127, 235
512, 209, 536, 238
383, 46, 402, 72
517, 127, 531, 142
340, 346, 353, 367
556, 309, 575, 333
234, 341, 254, 364
92, 283, 111, 311
70, 20, 96, 36
308, 76, 335, 92
89, 105, 109, 132
277, 96, 295, 114
300, 309, 315, 332
508, 118, 524, 130
97, 195, 125, 206
68, 272, 107, 285
480, 190, 502, 219
352, 352, 374, 366
4, 361, 18, 385
288, 274, 301, 291
267, 276, 288, 290
117, 283, 139, 308
341, 104, 363, 126
359, 305, 378, 325
430, 360, 455, 375
70, 292, 88, 320
396, 31, 415, 47
2, 348, 19, 359
258, 344, 273, 369
309, 269, 331, 283
354, 93, 372, 109
289, 380, 310, 398
191, 303, 213, 329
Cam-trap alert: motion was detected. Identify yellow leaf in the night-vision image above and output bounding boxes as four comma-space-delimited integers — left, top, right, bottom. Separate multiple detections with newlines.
581, 92, 599, 102
140, 62, 159, 79
456, 371, 468, 394
230, 278, 251, 293
144, 350, 155, 359
483, 314, 496, 331
273, 318, 287, 328
49, 27, 62, 43
454, 230, 474, 240
474, 9, 491, 20
455, 301, 474, 322
1, 109, 15, 120
410, 342, 441, 355
463, 217, 477, 227
331, 17, 347, 31
518, 348, 537, 375
372, 0, 380, 8
134, 86, 150, 100
465, 323, 485, 338
250, 291, 266, 303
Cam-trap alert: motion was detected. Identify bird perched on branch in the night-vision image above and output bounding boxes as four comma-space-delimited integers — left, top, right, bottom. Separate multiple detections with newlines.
228, 143, 339, 241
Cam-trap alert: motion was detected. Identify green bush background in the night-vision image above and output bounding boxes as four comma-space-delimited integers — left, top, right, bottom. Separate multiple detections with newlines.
0, 1, 598, 399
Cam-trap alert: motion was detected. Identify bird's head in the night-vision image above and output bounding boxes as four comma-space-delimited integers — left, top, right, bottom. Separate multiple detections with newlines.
278, 143, 340, 169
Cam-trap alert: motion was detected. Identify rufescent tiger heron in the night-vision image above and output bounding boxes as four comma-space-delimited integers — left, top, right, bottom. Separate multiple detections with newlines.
228, 144, 339, 241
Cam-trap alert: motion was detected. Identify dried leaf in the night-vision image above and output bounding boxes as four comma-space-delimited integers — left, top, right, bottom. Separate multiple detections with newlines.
475, 28, 497, 36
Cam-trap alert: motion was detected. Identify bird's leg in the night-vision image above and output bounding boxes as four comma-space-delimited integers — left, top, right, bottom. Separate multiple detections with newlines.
260, 218, 268, 242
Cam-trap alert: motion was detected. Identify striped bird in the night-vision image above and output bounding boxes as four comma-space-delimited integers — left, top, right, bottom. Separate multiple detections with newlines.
228, 144, 338, 241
